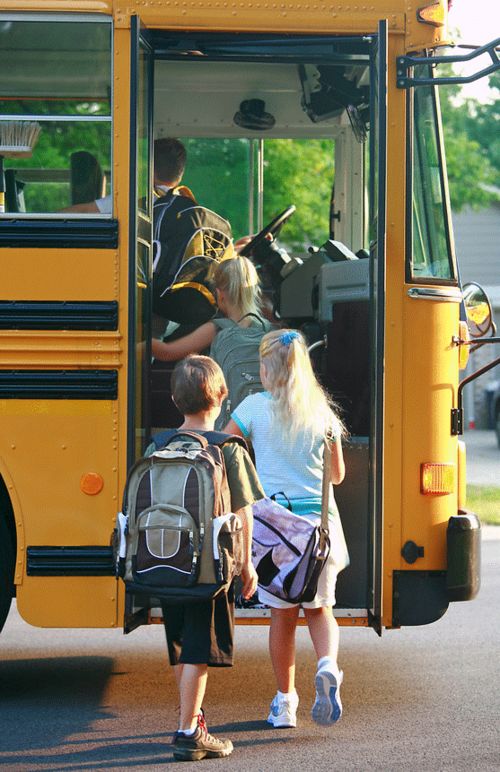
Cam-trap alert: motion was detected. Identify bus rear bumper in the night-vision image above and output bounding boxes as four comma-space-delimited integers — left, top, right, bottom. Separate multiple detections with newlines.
446, 512, 481, 602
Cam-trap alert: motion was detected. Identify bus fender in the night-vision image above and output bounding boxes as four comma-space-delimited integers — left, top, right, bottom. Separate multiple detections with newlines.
446, 512, 481, 602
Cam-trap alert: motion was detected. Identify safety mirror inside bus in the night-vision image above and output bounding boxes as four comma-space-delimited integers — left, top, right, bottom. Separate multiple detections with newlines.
463, 282, 493, 338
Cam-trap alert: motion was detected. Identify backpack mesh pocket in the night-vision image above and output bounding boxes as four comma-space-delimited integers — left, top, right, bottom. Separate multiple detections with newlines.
133, 505, 199, 588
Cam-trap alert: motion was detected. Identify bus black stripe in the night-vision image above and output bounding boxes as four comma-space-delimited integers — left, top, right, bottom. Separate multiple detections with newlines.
27, 546, 115, 576
0, 370, 118, 399
0, 301, 118, 330
0, 218, 118, 249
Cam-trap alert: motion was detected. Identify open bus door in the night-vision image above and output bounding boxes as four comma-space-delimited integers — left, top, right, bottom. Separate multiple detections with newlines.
128, 16, 154, 468
367, 20, 387, 634
125, 17, 154, 632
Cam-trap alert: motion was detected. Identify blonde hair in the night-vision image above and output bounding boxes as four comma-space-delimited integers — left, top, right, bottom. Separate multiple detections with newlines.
214, 256, 262, 318
259, 329, 345, 441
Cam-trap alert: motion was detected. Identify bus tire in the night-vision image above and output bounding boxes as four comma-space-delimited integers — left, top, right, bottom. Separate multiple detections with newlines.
0, 512, 15, 633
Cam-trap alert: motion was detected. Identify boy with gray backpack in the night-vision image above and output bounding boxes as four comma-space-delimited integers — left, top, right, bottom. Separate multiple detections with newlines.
120, 355, 263, 762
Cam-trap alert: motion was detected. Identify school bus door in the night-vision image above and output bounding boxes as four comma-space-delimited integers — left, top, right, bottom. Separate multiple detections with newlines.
129, 16, 154, 468
368, 20, 387, 632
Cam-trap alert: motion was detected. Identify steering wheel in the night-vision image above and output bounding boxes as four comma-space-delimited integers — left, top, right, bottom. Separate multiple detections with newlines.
239, 205, 296, 257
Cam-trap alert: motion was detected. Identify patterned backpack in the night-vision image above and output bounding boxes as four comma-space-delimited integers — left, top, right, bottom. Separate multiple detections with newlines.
115, 431, 245, 603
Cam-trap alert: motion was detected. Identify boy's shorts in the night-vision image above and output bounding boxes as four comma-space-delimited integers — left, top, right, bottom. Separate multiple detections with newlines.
161, 584, 234, 667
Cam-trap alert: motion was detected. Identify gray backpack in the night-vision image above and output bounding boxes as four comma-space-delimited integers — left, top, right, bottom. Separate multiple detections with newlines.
115, 431, 245, 603
210, 314, 271, 430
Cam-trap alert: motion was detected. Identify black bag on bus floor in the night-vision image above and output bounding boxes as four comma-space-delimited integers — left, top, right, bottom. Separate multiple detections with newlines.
115, 430, 246, 604
152, 190, 234, 325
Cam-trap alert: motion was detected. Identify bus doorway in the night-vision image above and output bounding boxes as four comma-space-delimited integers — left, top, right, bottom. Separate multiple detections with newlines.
133, 27, 387, 631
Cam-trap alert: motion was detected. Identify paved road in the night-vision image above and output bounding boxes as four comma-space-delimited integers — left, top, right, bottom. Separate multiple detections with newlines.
463, 429, 499, 485
1, 533, 499, 771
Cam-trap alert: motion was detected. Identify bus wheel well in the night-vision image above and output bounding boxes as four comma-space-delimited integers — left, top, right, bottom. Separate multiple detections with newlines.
0, 475, 16, 633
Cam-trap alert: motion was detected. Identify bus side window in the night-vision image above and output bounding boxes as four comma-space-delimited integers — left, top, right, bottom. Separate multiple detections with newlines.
0, 16, 112, 217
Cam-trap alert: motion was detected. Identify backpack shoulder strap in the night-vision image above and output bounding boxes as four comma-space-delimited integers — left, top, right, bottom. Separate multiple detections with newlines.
199, 431, 248, 451
237, 313, 271, 331
151, 429, 209, 451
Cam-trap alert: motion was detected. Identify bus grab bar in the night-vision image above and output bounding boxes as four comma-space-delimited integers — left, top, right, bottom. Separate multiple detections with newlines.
407, 287, 462, 302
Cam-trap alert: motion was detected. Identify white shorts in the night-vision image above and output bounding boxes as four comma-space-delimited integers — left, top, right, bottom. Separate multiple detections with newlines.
257, 546, 338, 610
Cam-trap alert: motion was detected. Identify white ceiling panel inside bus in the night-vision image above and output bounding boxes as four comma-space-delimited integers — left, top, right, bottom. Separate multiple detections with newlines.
0, 19, 111, 107
154, 60, 369, 138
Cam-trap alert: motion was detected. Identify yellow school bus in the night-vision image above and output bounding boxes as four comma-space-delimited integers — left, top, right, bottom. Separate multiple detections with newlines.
0, 0, 499, 635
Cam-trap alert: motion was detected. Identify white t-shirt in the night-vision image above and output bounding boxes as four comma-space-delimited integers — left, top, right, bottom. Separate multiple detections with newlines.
232, 391, 339, 503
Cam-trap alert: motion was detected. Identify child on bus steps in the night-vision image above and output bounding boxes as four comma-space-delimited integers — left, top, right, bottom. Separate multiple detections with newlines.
225, 328, 348, 728
151, 255, 268, 362
147, 355, 264, 761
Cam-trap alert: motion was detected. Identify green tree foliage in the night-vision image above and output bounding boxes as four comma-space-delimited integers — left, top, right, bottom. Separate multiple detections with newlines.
263, 139, 334, 250
439, 73, 499, 211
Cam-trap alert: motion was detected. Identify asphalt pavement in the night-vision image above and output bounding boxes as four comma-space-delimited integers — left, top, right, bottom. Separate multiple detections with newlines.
0, 533, 499, 771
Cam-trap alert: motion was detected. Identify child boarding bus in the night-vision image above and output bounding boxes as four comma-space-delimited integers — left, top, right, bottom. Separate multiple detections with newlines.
0, 0, 499, 635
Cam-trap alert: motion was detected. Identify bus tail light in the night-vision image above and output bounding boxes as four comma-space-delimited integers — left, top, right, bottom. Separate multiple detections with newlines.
421, 462, 455, 494
417, 2, 446, 27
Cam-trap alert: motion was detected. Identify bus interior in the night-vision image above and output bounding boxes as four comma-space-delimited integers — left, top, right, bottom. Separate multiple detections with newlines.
145, 33, 380, 622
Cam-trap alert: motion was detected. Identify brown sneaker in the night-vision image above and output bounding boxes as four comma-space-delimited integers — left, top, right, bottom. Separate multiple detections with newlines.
172, 713, 233, 761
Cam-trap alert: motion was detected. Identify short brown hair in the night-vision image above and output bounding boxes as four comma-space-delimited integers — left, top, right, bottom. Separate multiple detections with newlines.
154, 138, 186, 185
171, 355, 228, 415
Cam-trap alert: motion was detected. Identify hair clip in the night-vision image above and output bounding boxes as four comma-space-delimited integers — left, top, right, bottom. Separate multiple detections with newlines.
279, 330, 300, 346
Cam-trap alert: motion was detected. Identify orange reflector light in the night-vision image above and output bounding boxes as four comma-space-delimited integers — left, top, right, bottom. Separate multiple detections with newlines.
417, 2, 446, 26
421, 463, 455, 494
458, 320, 470, 370
80, 472, 104, 495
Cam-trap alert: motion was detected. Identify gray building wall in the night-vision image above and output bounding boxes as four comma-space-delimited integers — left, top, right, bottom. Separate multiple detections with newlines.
453, 203, 500, 428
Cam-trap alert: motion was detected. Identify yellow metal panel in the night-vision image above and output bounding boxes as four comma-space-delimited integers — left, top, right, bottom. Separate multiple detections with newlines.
113, 26, 133, 505
1, 405, 119, 547
17, 576, 119, 628
382, 33, 407, 629
0, 1, 112, 11
0, 331, 122, 368
405, 0, 452, 51
0, 249, 119, 302
114, 3, 404, 35
400, 291, 459, 568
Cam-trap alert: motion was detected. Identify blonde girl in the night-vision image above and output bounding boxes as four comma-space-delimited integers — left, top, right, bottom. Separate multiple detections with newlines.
151, 256, 264, 361
225, 328, 348, 729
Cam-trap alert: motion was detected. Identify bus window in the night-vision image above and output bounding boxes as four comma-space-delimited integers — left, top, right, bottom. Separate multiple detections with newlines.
0, 16, 112, 215
410, 67, 455, 282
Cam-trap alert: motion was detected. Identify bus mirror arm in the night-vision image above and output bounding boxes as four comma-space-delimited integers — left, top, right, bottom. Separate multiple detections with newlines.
451, 353, 500, 436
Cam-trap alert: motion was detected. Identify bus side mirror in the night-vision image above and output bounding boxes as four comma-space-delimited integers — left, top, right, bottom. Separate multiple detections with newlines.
462, 282, 495, 339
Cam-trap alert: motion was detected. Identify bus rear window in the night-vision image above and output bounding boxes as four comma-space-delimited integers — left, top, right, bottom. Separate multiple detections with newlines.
0, 16, 112, 216
409, 70, 455, 282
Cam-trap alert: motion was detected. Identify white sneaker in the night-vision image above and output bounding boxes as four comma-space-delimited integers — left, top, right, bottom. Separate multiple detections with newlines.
311, 668, 343, 725
267, 692, 299, 728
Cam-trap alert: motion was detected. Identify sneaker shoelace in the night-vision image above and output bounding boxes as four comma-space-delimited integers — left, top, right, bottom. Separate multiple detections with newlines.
197, 712, 225, 747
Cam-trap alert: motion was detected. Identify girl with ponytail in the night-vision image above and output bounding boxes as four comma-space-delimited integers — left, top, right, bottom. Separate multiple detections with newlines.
225, 328, 348, 730
151, 255, 264, 361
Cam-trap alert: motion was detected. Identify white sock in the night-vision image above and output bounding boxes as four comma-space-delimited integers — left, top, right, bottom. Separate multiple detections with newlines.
317, 656, 339, 675
178, 726, 197, 736
278, 689, 297, 700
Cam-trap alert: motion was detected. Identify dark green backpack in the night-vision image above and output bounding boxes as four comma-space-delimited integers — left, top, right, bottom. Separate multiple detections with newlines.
210, 314, 271, 430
